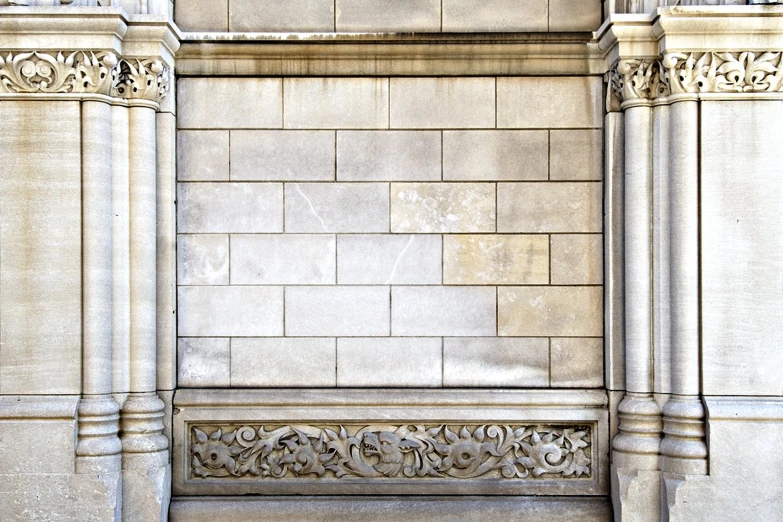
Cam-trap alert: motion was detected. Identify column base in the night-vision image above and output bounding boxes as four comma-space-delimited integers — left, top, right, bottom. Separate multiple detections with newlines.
611, 465, 661, 522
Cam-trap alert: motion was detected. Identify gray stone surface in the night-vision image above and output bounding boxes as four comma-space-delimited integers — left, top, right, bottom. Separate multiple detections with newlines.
444, 130, 549, 181
549, 0, 602, 31
337, 131, 441, 181
178, 78, 283, 129
498, 286, 603, 337
177, 183, 283, 234
337, 338, 442, 387
497, 77, 603, 129
550, 234, 603, 285
336, 0, 441, 32
177, 338, 230, 387
230, 131, 335, 181
392, 286, 496, 336
390, 78, 495, 129
442, 0, 548, 32
284, 78, 389, 129
231, 338, 337, 387
443, 338, 549, 387
443, 234, 549, 285
285, 183, 389, 233
230, 234, 336, 285
174, 0, 227, 31
177, 234, 229, 286
550, 337, 604, 387
286, 286, 390, 336
229, 0, 334, 31
550, 129, 603, 181
178, 286, 284, 337
391, 182, 495, 233
497, 182, 602, 233
177, 131, 229, 181
337, 234, 442, 285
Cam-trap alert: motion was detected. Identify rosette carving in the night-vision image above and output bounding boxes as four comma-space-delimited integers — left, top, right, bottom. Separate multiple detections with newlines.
663, 52, 783, 93
189, 423, 592, 481
0, 51, 118, 94
115, 58, 170, 102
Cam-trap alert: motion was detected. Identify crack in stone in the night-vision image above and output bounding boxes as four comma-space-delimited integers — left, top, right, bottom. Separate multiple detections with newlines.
295, 184, 329, 233
385, 235, 415, 284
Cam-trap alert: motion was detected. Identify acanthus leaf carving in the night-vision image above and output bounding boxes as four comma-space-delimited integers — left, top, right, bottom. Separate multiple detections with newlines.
189, 423, 593, 481
663, 51, 783, 94
115, 58, 170, 102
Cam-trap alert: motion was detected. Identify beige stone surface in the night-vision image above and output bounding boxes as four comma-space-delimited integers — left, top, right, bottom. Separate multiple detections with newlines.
177, 182, 283, 233
286, 286, 390, 336
230, 0, 334, 32
336, 0, 440, 32
285, 183, 389, 233
178, 78, 282, 129
549, 0, 602, 31
443, 130, 548, 181
337, 131, 441, 181
337, 338, 442, 387
177, 338, 230, 387
550, 129, 603, 181
390, 78, 495, 128
177, 131, 229, 181
497, 182, 602, 233
443, 338, 549, 387
231, 131, 335, 181
550, 337, 604, 387
392, 286, 496, 336
0, 101, 82, 395
550, 234, 603, 285
230, 234, 336, 285
178, 286, 284, 337
177, 234, 229, 286
497, 77, 602, 129
391, 183, 495, 233
442, 0, 548, 31
498, 286, 602, 337
175, 0, 228, 31
231, 338, 336, 387
443, 234, 549, 285
337, 234, 442, 285
284, 78, 389, 129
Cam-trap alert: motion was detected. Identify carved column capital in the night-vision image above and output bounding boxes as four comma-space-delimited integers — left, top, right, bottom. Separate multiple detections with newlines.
662, 51, 783, 94
115, 58, 170, 103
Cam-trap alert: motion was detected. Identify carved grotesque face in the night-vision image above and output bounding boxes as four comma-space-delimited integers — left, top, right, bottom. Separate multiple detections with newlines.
362, 431, 403, 463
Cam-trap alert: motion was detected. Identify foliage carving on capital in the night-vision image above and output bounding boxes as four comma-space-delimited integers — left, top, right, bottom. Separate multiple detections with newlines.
607, 59, 666, 106
663, 52, 783, 93
0, 51, 118, 95
115, 58, 170, 102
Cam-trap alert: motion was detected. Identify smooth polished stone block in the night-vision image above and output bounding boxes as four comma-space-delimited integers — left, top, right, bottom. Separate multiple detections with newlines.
177, 234, 229, 286
177, 338, 230, 387
178, 286, 284, 337
337, 338, 442, 387
442, 0, 548, 31
443, 234, 549, 285
390, 78, 495, 129
230, 0, 334, 31
285, 183, 389, 233
338, 234, 442, 285
286, 286, 390, 336
443, 337, 549, 387
497, 77, 602, 129
231, 131, 335, 181
550, 234, 603, 285
177, 131, 229, 181
391, 183, 495, 233
178, 78, 282, 129
284, 78, 389, 129
175, 0, 227, 31
230, 234, 336, 285
231, 338, 336, 387
337, 131, 441, 181
335, 0, 441, 32
392, 286, 496, 336
550, 130, 603, 181
497, 182, 602, 233
498, 286, 603, 337
178, 183, 283, 233
443, 130, 548, 181
549, 0, 602, 31
550, 337, 604, 388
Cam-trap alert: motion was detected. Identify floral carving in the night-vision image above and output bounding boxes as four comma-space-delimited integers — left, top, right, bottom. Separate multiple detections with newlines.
115, 58, 170, 102
190, 424, 592, 481
663, 52, 783, 93
0, 51, 118, 94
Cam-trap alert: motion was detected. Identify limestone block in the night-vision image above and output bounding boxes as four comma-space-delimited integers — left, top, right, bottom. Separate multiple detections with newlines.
230, 0, 334, 31
284, 78, 389, 129
175, 0, 227, 31
550, 234, 603, 285
549, 0, 602, 31
391, 183, 495, 233
177, 78, 282, 129
497, 182, 602, 233
390, 78, 495, 128
337, 131, 441, 181
177, 131, 229, 181
443, 338, 549, 387
336, 0, 440, 32
177, 338, 230, 387
337, 338, 442, 387
442, 0, 548, 31
443, 235, 549, 285
285, 183, 389, 233
498, 286, 602, 337
497, 77, 602, 129
231, 131, 335, 181
286, 286, 390, 336
231, 338, 336, 387
177, 182, 283, 233
550, 337, 603, 387
177, 234, 229, 286
392, 286, 496, 336
178, 286, 284, 337
443, 130, 548, 181
230, 234, 336, 285
0, 101, 82, 395
0, 419, 76, 474
337, 234, 442, 285
550, 129, 603, 181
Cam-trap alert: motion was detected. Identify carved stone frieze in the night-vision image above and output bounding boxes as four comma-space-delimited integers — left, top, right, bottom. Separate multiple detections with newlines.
0, 50, 170, 102
189, 423, 592, 481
